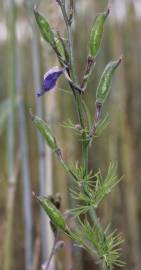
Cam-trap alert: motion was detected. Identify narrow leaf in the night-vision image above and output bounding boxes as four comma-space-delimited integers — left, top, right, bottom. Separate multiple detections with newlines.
94, 113, 110, 137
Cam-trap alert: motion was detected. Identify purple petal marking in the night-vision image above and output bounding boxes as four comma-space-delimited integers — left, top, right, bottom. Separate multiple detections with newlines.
37, 66, 64, 97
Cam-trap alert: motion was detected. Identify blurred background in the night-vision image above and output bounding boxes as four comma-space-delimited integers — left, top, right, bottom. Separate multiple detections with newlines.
1, 0, 141, 269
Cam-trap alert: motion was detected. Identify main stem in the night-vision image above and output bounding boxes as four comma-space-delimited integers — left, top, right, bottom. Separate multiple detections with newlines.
68, 40, 84, 127
60, 0, 104, 261
66, 9, 89, 177
60, 2, 83, 129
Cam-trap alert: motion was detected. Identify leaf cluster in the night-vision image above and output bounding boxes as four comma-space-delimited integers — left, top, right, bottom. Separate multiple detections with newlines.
70, 220, 124, 270
62, 112, 110, 140
69, 162, 122, 217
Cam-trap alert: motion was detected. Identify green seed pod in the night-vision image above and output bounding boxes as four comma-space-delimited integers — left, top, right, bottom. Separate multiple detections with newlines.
96, 57, 122, 104
89, 9, 110, 58
34, 7, 55, 46
54, 35, 65, 59
30, 112, 57, 150
37, 196, 66, 232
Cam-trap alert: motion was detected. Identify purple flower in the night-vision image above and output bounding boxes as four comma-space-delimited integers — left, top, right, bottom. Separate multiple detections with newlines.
37, 66, 64, 97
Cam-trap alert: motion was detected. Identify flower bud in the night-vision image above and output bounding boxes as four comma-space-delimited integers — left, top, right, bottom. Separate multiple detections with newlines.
37, 66, 64, 97
96, 57, 122, 104
89, 9, 110, 58
30, 112, 57, 150
75, 124, 81, 130
37, 196, 66, 232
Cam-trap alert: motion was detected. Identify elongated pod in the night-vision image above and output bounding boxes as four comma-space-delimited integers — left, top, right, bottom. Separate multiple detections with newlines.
37, 196, 66, 232
96, 57, 122, 104
34, 6, 55, 46
30, 112, 57, 150
89, 9, 110, 58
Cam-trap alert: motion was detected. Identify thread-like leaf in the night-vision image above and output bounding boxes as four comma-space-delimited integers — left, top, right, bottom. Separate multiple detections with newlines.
69, 163, 122, 216
78, 221, 125, 269
94, 113, 110, 137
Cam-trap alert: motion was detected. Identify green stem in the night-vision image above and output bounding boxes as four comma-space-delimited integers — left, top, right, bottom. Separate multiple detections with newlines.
58, 0, 104, 255
74, 92, 84, 127
66, 10, 84, 129
63, 2, 90, 191
55, 148, 78, 182
82, 136, 89, 175
67, 11, 103, 241
57, 0, 84, 128
89, 207, 103, 235
67, 40, 84, 127
67, 21, 87, 177
81, 137, 90, 196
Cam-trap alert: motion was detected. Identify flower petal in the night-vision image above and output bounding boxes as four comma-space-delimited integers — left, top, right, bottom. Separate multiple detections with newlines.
43, 66, 64, 80
37, 66, 64, 97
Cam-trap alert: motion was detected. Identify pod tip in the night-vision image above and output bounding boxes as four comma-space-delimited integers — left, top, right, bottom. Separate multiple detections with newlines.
32, 191, 36, 197
33, 3, 38, 12
106, 6, 111, 17
118, 55, 123, 65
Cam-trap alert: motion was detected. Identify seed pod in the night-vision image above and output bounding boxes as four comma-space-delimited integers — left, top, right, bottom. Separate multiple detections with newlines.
89, 9, 110, 58
96, 57, 122, 104
37, 196, 66, 232
54, 35, 66, 62
34, 7, 55, 46
30, 112, 57, 150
